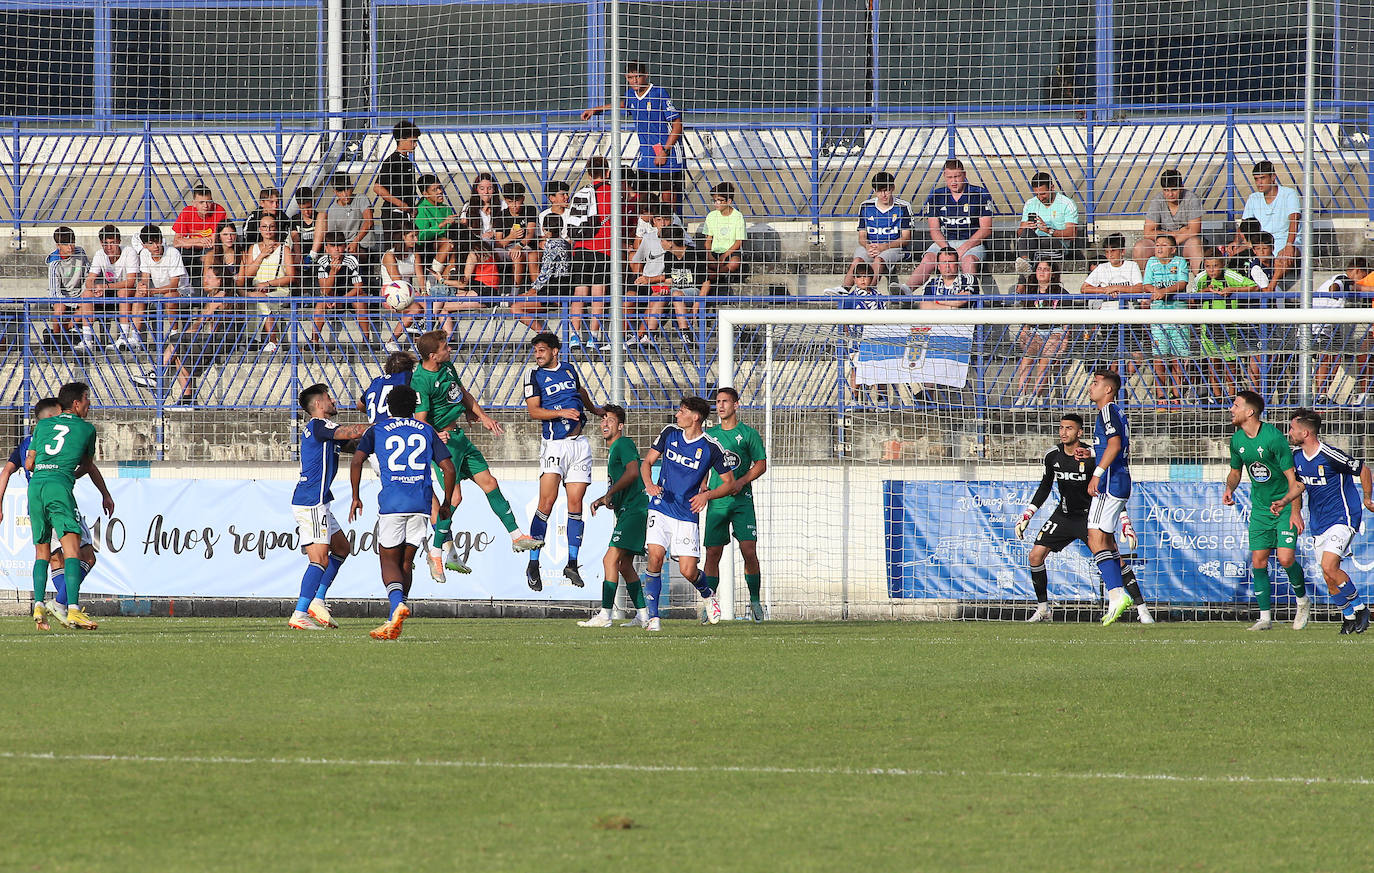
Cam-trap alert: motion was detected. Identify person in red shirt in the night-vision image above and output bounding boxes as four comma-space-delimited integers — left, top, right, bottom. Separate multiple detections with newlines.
171, 184, 226, 290
568, 157, 614, 350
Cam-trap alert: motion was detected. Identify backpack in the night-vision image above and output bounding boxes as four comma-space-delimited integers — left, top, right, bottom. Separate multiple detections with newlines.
565, 181, 606, 241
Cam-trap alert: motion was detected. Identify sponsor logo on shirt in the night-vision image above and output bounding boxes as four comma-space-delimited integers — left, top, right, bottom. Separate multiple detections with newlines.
1249, 462, 1272, 483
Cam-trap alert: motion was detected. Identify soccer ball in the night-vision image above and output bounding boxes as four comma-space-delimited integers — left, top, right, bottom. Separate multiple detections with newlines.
382, 280, 414, 311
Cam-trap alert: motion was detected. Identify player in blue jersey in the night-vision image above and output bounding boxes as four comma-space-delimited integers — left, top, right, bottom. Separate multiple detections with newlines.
581, 62, 684, 204
349, 385, 456, 641
289, 383, 370, 630
637, 396, 736, 631
843, 171, 912, 289
1087, 370, 1145, 626
1286, 409, 1374, 634
523, 332, 605, 590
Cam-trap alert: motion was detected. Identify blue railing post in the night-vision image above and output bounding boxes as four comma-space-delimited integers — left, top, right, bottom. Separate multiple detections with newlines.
946, 111, 957, 161
288, 300, 301, 416
274, 121, 285, 189
1225, 109, 1236, 222
10, 122, 20, 240
142, 121, 154, 225
1367, 106, 1373, 224
810, 111, 822, 242
1085, 114, 1097, 229
540, 112, 550, 195
20, 302, 31, 418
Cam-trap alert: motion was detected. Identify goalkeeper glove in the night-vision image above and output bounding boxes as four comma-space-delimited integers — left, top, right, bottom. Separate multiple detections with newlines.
1015, 506, 1036, 540
1119, 511, 1138, 552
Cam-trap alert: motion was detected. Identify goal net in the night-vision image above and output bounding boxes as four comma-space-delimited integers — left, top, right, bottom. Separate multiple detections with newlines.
717, 304, 1374, 623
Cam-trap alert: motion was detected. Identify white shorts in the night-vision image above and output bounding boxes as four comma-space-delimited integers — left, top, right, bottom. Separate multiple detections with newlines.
647, 510, 701, 558
852, 245, 910, 267
377, 512, 429, 549
293, 504, 342, 546
1314, 524, 1357, 559
1088, 493, 1127, 534
51, 515, 93, 551
924, 242, 987, 263
539, 435, 593, 484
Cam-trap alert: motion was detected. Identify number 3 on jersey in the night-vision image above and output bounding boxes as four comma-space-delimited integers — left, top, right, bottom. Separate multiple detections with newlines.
384, 433, 427, 472
43, 424, 70, 455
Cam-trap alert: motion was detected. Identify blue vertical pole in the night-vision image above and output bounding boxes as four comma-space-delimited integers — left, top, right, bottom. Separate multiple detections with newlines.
20, 303, 31, 423
1225, 109, 1236, 222
540, 112, 550, 196
1094, 0, 1114, 115
368, 1, 379, 115
315, 0, 325, 121
812, 0, 823, 235
946, 111, 957, 160
870, 0, 880, 116
93, 0, 112, 130
1332, 0, 1341, 104
11, 122, 20, 239
143, 121, 154, 224
1367, 106, 1373, 223
275, 121, 284, 189
587, 0, 606, 111
1085, 119, 1096, 227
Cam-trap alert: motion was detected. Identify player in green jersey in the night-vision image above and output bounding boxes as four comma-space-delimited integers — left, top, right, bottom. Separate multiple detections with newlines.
26, 382, 104, 630
581, 404, 651, 628
1223, 390, 1306, 631
412, 330, 540, 583
701, 387, 769, 622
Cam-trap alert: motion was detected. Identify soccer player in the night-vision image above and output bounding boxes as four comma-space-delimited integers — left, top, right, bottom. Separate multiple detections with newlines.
1286, 409, 1374, 634
25, 382, 103, 631
523, 332, 605, 591
1086, 370, 1137, 626
638, 396, 736, 632
702, 387, 768, 623
1223, 390, 1307, 631
289, 383, 371, 630
582, 404, 651, 628
1015, 413, 1152, 623
411, 330, 541, 582
349, 385, 457, 641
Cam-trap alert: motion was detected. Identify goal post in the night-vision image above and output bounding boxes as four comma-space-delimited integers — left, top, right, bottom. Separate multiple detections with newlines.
716, 304, 1374, 622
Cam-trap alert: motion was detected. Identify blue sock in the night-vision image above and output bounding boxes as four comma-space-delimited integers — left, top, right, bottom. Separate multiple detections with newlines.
386, 583, 405, 615
1338, 580, 1359, 618
567, 512, 584, 561
692, 570, 714, 598
297, 562, 325, 613
530, 511, 549, 562
645, 572, 663, 619
51, 571, 66, 607
702, 574, 719, 598
1095, 550, 1124, 592
316, 553, 345, 600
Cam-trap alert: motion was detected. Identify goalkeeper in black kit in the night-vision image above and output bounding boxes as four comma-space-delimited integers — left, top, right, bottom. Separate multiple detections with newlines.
1013, 413, 1153, 623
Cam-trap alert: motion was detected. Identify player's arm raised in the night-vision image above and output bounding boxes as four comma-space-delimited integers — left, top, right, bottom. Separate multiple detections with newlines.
593, 456, 640, 515
330, 422, 371, 443
640, 447, 663, 498
1088, 435, 1121, 498
461, 385, 504, 436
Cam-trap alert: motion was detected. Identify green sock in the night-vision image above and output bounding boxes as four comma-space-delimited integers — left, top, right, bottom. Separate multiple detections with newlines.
431, 517, 451, 550
1285, 563, 1307, 599
702, 575, 719, 597
485, 488, 519, 534
1253, 567, 1272, 612
601, 580, 617, 610
745, 573, 762, 603
626, 579, 646, 609
32, 559, 47, 604
64, 557, 82, 608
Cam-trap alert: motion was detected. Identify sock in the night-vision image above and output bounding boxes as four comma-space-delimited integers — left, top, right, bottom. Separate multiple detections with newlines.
1284, 563, 1307, 600
626, 577, 646, 609
693, 571, 715, 598
1030, 563, 1048, 604
431, 517, 452, 550
63, 557, 82, 608
567, 512, 584, 561
1094, 550, 1123, 592
51, 570, 66, 605
316, 553, 344, 600
529, 510, 549, 561
645, 572, 663, 619
297, 562, 326, 613
32, 559, 46, 605
485, 488, 520, 534
1338, 580, 1359, 618
601, 580, 617, 610
745, 572, 762, 603
1252, 567, 1272, 613
386, 581, 405, 616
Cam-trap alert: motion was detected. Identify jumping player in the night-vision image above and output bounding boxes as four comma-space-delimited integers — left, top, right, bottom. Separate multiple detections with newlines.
581, 404, 651, 628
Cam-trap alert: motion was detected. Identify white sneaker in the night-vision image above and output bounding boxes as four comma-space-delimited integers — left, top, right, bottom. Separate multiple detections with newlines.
707, 595, 722, 624
645, 616, 661, 632
1136, 605, 1155, 624
383, 340, 402, 353
1026, 603, 1051, 623
126, 331, 143, 350
73, 336, 98, 353
577, 611, 613, 628
1293, 598, 1310, 631
44, 599, 72, 628
1247, 618, 1273, 631
1014, 256, 1031, 275
443, 542, 471, 574
621, 611, 648, 628
112, 333, 128, 350
262, 340, 279, 356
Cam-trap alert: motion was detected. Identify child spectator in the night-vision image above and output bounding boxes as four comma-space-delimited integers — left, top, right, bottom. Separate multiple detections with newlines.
493, 181, 537, 291
47, 226, 90, 348
1313, 258, 1372, 404
382, 227, 424, 353
1011, 259, 1069, 403
1226, 217, 1263, 270
239, 213, 295, 355
1193, 256, 1258, 402
313, 230, 367, 346
320, 174, 376, 266
1245, 231, 1279, 296
845, 170, 911, 289
243, 187, 293, 247
414, 174, 459, 281
1142, 233, 1192, 406
538, 180, 571, 239
291, 186, 320, 266
627, 207, 675, 348
661, 224, 710, 346
703, 181, 746, 286
85, 224, 138, 351
1080, 232, 1142, 309
171, 185, 225, 289
135, 224, 190, 344
517, 213, 574, 332
836, 263, 895, 401
457, 173, 501, 258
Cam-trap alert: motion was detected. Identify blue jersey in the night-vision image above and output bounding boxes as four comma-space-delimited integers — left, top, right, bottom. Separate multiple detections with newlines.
856, 198, 913, 246
292, 418, 350, 507
649, 426, 730, 523
923, 185, 994, 242
625, 84, 683, 172
1294, 443, 1364, 535
1093, 402, 1131, 499
7, 434, 31, 481
361, 371, 412, 424
357, 417, 452, 515
524, 361, 586, 440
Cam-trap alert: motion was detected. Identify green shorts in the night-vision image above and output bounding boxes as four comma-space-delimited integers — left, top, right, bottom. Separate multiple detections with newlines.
1249, 508, 1299, 552
27, 480, 81, 546
609, 506, 647, 556
1199, 327, 1238, 361
437, 431, 490, 482
704, 498, 758, 548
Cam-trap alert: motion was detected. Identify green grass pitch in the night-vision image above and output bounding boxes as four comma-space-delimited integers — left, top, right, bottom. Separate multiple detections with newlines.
2, 616, 1369, 872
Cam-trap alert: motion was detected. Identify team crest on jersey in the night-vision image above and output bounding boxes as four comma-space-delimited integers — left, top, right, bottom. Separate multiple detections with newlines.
447, 383, 462, 401
723, 449, 741, 469
1249, 462, 1271, 482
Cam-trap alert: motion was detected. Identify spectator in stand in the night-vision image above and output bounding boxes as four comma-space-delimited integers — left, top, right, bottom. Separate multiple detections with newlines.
628, 207, 675, 348
242, 187, 293, 248
1193, 255, 1258, 402
457, 172, 501, 265
415, 174, 459, 281
493, 181, 537, 291
1245, 231, 1277, 293
662, 223, 710, 346
135, 224, 190, 344
290, 186, 320, 266
842, 171, 911, 290
538, 180, 571, 240
516, 213, 574, 332
239, 213, 295, 355
1142, 233, 1192, 406
581, 61, 685, 205
1015, 171, 1079, 274
46, 226, 90, 348
84, 225, 138, 351
113, 226, 153, 349
1011, 259, 1069, 404
567, 157, 614, 350
1079, 232, 1141, 309
1132, 169, 1205, 273
171, 184, 225, 289
1312, 257, 1371, 404
909, 159, 994, 287
915, 246, 978, 309
1225, 217, 1263, 268
382, 226, 424, 353
1225, 160, 1302, 290
703, 181, 746, 286
319, 173, 376, 269
374, 119, 421, 246
312, 231, 367, 346
196, 219, 243, 330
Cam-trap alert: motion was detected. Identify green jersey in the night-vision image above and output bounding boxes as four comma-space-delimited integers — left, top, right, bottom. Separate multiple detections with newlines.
706, 421, 766, 501
411, 362, 468, 432
29, 412, 96, 486
606, 436, 647, 515
1230, 422, 1293, 508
